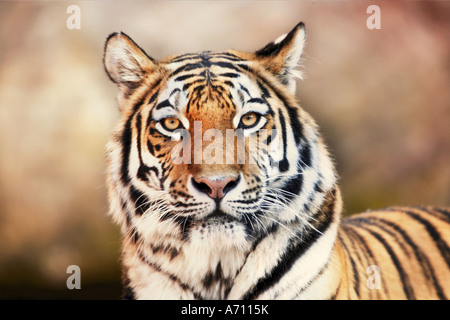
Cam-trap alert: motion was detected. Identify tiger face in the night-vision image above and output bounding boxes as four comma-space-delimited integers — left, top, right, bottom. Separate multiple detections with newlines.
104, 23, 336, 251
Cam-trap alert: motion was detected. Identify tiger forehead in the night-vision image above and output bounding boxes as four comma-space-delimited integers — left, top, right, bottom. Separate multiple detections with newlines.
164, 51, 247, 69
156, 51, 258, 116
166, 52, 246, 88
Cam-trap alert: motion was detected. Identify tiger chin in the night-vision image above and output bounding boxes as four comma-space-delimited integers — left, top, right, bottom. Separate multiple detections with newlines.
103, 22, 450, 300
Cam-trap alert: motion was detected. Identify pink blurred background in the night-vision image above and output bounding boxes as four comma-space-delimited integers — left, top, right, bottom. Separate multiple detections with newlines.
0, 1, 448, 299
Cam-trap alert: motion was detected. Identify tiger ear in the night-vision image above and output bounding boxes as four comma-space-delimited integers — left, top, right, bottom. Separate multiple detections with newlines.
254, 22, 306, 93
103, 32, 157, 97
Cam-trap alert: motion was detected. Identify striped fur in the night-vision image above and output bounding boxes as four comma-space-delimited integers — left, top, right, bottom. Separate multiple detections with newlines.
103, 23, 450, 300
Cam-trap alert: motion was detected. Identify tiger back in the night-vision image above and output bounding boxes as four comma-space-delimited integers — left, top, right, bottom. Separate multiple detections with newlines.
103, 22, 450, 300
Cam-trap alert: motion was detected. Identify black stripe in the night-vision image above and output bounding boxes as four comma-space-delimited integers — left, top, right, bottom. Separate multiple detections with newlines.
260, 130, 274, 146
210, 52, 243, 61
257, 80, 271, 99
338, 233, 360, 298
122, 198, 132, 228
201, 262, 233, 296
351, 217, 411, 259
120, 117, 132, 183
135, 113, 161, 183
329, 280, 341, 300
242, 208, 335, 299
223, 80, 234, 88
358, 224, 416, 299
278, 174, 303, 203
155, 99, 172, 110
186, 85, 204, 113
299, 143, 311, 167
174, 73, 197, 82
171, 201, 201, 208
129, 185, 151, 216
169, 88, 181, 98
254, 81, 274, 117
120, 96, 146, 184
340, 228, 375, 298
251, 68, 304, 144
214, 61, 242, 72
138, 78, 161, 110
400, 209, 450, 269
342, 223, 377, 264
148, 90, 159, 106
150, 243, 180, 260
278, 148, 307, 203
433, 207, 450, 218
137, 165, 159, 182
183, 79, 204, 91
198, 69, 216, 83
370, 217, 447, 300
135, 113, 143, 162
172, 208, 204, 215
347, 218, 411, 298
417, 206, 450, 224
247, 97, 266, 105
121, 272, 135, 300
147, 95, 159, 128
277, 110, 289, 172
130, 227, 140, 244
147, 140, 155, 156
340, 228, 364, 266
239, 84, 251, 97
219, 72, 240, 78
170, 62, 204, 77
168, 53, 199, 63
286, 106, 302, 145
230, 198, 259, 205
341, 223, 387, 298
159, 212, 194, 240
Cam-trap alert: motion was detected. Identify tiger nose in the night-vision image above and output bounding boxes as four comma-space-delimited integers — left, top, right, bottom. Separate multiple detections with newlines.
192, 176, 240, 200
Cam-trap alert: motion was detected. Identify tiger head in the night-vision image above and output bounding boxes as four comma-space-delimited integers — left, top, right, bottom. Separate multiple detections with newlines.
104, 23, 337, 252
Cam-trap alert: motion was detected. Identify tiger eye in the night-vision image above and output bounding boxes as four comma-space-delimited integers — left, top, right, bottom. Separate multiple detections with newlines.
240, 112, 259, 127
162, 117, 181, 131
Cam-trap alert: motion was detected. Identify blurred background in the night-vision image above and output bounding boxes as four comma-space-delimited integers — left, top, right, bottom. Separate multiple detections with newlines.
0, 1, 448, 299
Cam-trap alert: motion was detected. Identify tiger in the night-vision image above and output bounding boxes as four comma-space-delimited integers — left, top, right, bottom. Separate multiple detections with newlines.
103, 22, 450, 300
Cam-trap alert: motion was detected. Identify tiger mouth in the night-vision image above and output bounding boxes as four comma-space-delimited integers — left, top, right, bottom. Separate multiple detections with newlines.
200, 209, 238, 223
